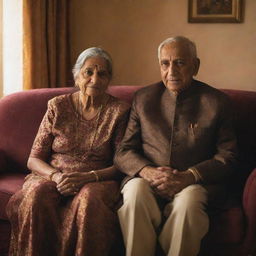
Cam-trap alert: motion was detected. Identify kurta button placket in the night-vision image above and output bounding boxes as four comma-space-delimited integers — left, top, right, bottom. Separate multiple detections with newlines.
172, 142, 179, 147
169, 91, 179, 163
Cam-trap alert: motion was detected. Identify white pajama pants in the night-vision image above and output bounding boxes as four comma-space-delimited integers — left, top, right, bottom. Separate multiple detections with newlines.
118, 178, 209, 256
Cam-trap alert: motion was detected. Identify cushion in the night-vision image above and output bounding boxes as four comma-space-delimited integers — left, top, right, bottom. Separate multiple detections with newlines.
0, 173, 26, 220
208, 207, 245, 244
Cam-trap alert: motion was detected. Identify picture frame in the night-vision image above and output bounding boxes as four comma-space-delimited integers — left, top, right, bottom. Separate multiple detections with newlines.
188, 0, 243, 23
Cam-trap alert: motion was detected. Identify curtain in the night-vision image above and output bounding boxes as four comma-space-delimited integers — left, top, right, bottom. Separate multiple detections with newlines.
23, 0, 72, 89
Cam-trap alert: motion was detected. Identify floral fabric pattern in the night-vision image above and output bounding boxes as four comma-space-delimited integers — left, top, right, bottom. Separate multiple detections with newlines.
6, 93, 130, 256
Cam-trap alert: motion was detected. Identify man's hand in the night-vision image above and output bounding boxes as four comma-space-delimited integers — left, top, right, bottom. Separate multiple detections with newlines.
150, 169, 196, 200
139, 166, 174, 183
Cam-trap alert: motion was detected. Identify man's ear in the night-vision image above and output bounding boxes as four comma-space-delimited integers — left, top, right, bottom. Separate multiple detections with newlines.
193, 58, 200, 76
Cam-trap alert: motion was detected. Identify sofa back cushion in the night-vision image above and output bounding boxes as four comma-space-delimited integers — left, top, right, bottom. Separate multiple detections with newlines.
222, 89, 256, 191
0, 85, 255, 178
0, 86, 143, 173
0, 87, 76, 173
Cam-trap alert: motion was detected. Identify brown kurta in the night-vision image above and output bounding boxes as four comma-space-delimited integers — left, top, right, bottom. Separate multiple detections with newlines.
6, 93, 130, 256
114, 80, 238, 204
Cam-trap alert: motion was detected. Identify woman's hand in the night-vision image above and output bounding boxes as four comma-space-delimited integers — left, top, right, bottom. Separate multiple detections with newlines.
56, 172, 95, 196
51, 172, 64, 184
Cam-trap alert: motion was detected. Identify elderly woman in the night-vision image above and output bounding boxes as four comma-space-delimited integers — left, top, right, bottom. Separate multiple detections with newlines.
6, 47, 130, 256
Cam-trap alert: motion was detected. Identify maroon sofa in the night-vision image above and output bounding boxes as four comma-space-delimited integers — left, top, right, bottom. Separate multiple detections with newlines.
0, 85, 256, 256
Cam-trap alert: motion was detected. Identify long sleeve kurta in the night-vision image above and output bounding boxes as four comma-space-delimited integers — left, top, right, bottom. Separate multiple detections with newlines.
114, 80, 238, 203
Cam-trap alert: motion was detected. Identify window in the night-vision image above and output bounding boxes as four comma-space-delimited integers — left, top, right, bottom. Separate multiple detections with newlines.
1, 0, 23, 97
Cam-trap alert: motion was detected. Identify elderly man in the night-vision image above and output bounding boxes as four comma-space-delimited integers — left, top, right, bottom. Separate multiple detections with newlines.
114, 36, 237, 256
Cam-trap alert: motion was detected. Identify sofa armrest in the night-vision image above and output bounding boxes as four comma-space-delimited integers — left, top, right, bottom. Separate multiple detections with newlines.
242, 167, 256, 255
0, 151, 7, 173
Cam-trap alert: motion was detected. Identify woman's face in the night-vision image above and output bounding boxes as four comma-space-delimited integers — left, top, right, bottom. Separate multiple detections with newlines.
76, 57, 111, 97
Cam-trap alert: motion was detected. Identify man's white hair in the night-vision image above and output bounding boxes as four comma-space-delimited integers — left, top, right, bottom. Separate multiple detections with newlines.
157, 36, 198, 60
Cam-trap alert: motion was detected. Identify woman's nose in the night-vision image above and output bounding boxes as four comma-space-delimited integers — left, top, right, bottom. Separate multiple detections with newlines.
90, 73, 99, 84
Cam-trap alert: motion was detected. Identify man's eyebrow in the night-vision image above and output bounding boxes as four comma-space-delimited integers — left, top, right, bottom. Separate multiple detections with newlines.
175, 58, 186, 61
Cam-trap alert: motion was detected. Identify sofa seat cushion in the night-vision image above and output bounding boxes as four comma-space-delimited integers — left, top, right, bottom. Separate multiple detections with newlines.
208, 207, 245, 244
0, 173, 26, 220
0, 172, 245, 244
0, 172, 245, 245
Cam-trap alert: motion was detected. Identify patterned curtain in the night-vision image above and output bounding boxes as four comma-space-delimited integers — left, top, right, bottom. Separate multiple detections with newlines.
23, 0, 72, 89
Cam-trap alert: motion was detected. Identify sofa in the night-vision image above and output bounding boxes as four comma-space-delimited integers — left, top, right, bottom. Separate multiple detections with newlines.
0, 84, 255, 256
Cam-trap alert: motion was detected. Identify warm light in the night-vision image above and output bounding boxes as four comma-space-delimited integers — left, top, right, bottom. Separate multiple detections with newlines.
2, 0, 23, 96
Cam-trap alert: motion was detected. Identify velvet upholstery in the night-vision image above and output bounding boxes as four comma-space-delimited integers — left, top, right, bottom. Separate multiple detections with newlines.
0, 85, 255, 256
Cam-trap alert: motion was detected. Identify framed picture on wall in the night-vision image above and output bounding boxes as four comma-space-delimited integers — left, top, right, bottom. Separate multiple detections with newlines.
188, 0, 243, 23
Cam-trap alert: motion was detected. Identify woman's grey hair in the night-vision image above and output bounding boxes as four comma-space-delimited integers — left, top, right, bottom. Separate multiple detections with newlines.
157, 36, 197, 60
72, 47, 113, 79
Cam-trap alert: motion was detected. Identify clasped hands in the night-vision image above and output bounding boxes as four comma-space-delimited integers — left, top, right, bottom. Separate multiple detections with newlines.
51, 171, 95, 196
140, 166, 195, 200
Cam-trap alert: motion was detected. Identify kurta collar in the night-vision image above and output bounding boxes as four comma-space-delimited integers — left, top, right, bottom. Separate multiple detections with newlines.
163, 79, 199, 101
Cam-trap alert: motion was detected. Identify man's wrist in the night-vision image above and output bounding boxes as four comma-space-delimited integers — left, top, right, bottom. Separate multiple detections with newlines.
187, 168, 202, 184
139, 166, 155, 181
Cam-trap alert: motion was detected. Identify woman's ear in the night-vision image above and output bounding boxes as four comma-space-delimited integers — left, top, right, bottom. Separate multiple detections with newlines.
193, 58, 200, 76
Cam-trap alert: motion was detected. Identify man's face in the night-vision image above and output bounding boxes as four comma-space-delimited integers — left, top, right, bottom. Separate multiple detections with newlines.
159, 42, 199, 93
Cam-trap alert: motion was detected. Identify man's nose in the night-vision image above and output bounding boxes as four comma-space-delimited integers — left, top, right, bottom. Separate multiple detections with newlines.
168, 63, 177, 75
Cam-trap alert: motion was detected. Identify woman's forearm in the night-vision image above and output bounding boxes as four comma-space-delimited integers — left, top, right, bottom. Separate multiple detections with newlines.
27, 157, 59, 180
27, 157, 123, 182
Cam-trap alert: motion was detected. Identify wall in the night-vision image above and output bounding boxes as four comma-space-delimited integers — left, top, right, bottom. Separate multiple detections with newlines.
70, 0, 256, 91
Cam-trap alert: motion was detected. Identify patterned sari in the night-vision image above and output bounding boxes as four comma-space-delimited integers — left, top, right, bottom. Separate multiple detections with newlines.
6, 93, 130, 256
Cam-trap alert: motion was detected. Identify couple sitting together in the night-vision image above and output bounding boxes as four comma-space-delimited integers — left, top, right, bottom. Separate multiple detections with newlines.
6, 36, 237, 256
